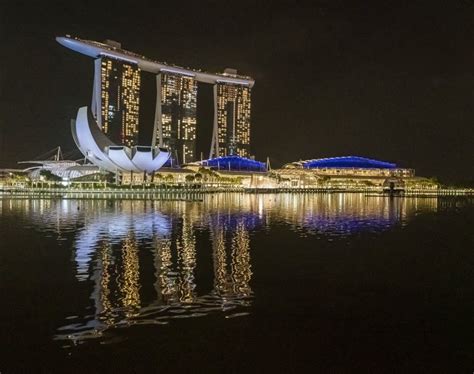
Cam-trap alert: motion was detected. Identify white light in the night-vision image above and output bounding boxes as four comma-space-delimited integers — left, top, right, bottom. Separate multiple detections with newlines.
160, 68, 195, 77
99, 52, 138, 65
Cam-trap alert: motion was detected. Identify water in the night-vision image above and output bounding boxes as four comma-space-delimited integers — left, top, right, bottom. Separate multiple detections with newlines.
0, 193, 473, 372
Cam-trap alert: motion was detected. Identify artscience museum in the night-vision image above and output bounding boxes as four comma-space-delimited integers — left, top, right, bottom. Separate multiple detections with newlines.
72, 106, 170, 174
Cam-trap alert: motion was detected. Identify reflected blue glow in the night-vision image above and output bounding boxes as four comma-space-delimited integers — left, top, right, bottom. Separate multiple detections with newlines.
0, 194, 439, 344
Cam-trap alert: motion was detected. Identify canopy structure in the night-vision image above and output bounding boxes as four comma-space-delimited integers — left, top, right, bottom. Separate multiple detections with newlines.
72, 107, 170, 173
286, 156, 397, 169
189, 155, 267, 172
21, 161, 100, 181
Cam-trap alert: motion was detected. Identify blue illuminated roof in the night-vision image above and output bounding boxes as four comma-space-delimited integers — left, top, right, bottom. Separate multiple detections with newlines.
200, 156, 266, 172
301, 156, 396, 169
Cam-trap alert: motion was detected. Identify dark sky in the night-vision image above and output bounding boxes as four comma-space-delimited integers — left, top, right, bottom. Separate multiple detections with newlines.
1, 0, 473, 183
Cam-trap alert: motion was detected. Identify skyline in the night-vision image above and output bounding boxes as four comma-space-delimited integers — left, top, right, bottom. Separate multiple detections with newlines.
1, 1, 473, 183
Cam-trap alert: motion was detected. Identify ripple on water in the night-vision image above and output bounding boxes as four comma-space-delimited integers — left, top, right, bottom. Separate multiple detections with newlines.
0, 194, 447, 346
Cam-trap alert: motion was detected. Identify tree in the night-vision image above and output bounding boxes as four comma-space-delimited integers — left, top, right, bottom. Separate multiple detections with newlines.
39, 170, 61, 182
164, 174, 174, 183
319, 175, 330, 184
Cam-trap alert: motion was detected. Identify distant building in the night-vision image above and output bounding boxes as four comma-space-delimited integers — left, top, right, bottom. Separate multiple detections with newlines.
283, 156, 414, 177
20, 161, 100, 181
92, 51, 141, 147
156, 72, 197, 165
185, 155, 266, 172
278, 156, 415, 188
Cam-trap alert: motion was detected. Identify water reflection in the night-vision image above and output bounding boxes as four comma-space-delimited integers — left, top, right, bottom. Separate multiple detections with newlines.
55, 201, 256, 342
0, 194, 440, 343
268, 194, 438, 236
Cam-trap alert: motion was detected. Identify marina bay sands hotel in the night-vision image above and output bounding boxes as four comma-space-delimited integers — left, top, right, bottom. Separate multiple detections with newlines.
57, 36, 254, 165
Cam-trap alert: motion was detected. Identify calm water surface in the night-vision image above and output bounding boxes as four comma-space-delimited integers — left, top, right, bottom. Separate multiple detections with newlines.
0, 193, 473, 373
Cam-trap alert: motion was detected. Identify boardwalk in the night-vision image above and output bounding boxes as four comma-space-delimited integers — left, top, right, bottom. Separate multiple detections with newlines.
1, 185, 472, 199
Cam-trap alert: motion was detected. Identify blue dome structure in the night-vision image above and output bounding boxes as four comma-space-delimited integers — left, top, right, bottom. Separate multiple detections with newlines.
295, 156, 397, 169
198, 156, 266, 172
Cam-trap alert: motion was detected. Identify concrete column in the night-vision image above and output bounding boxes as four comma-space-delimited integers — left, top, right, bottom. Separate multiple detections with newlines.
152, 74, 163, 147
209, 84, 219, 159
91, 58, 102, 127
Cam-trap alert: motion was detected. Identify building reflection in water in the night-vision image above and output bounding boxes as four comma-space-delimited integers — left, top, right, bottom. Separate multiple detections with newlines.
0, 194, 440, 342
55, 200, 256, 342
272, 194, 428, 236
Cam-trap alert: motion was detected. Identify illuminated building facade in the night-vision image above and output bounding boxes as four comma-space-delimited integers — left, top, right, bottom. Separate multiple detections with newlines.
57, 36, 255, 157
155, 72, 197, 165
212, 78, 251, 158
94, 56, 141, 147
71, 107, 170, 174
282, 156, 414, 178
278, 156, 416, 188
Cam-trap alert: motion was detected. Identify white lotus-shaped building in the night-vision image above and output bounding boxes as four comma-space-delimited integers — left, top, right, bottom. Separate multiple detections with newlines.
72, 107, 170, 173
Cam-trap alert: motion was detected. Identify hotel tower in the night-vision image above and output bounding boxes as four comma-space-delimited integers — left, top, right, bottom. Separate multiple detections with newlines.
154, 72, 198, 165
57, 36, 254, 164
90, 41, 141, 147
213, 69, 251, 158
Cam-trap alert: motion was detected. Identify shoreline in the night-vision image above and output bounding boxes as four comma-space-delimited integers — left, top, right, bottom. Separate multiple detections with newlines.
0, 186, 472, 200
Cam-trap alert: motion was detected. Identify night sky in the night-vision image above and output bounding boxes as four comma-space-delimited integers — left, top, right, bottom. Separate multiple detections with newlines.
1, 1, 473, 183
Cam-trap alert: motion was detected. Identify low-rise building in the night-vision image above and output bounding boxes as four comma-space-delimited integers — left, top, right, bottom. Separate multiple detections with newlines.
276, 156, 416, 188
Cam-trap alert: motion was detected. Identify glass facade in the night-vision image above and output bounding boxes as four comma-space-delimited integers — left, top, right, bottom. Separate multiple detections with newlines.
159, 72, 197, 165
216, 83, 251, 157
100, 57, 140, 147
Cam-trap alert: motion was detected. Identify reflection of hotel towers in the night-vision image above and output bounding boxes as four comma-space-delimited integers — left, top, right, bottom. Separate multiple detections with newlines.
92, 54, 141, 147
153, 214, 197, 304
211, 218, 252, 297
88, 207, 252, 324
153, 213, 252, 304
91, 234, 141, 324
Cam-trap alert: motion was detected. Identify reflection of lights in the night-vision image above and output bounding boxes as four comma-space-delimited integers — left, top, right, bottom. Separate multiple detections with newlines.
211, 216, 253, 299
155, 238, 174, 303
1, 194, 437, 342
119, 235, 141, 313
231, 221, 252, 296
258, 196, 264, 218
212, 225, 228, 296
95, 242, 112, 324
177, 215, 196, 303
73, 202, 171, 281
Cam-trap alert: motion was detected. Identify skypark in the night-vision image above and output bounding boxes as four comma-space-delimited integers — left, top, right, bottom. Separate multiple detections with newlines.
56, 35, 255, 86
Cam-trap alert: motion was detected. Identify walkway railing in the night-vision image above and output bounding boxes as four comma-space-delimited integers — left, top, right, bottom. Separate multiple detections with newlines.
0, 185, 472, 199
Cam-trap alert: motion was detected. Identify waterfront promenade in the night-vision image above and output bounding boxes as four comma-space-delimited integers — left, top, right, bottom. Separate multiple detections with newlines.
0, 185, 472, 200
